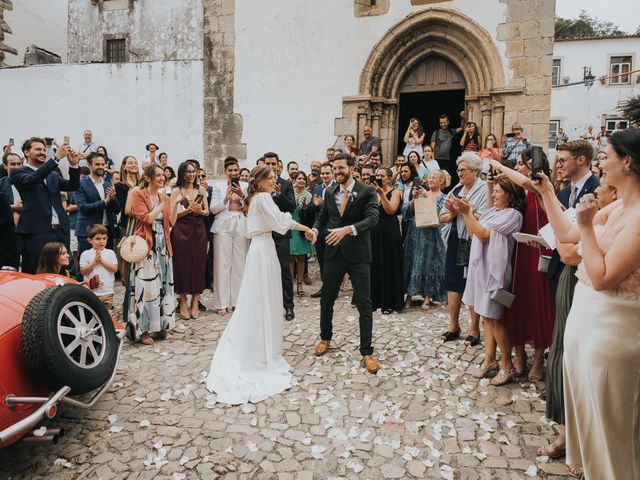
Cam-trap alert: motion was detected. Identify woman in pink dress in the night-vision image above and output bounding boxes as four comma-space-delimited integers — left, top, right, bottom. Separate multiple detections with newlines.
488, 149, 555, 382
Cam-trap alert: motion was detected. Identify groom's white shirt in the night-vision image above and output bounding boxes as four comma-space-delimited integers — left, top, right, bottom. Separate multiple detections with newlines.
209, 180, 249, 235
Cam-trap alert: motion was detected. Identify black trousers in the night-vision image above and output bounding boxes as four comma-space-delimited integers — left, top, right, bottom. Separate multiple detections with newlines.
21, 229, 70, 274
274, 236, 294, 311
315, 228, 328, 279
320, 249, 373, 356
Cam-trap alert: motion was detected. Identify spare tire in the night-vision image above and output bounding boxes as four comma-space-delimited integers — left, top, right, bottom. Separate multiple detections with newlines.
21, 284, 118, 394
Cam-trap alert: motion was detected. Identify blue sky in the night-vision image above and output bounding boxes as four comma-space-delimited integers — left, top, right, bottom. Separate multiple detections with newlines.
557, 0, 640, 33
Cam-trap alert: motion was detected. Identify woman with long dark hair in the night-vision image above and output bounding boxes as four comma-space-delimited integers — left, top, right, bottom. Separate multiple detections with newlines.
170, 161, 209, 319
460, 122, 481, 152
370, 167, 404, 314
289, 171, 313, 296
403, 117, 425, 158
398, 162, 419, 244
207, 164, 316, 405
36, 242, 70, 276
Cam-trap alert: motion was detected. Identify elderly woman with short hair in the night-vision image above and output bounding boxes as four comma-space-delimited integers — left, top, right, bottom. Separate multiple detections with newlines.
439, 152, 488, 346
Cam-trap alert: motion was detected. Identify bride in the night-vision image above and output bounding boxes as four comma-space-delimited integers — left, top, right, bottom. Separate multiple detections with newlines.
206, 164, 316, 405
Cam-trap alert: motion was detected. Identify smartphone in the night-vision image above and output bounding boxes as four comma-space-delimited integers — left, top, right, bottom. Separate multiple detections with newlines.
194, 193, 204, 203
412, 177, 422, 189
45, 137, 53, 146
63, 136, 70, 144
505, 132, 515, 138
531, 145, 545, 180
487, 166, 494, 181
231, 176, 240, 186
374, 177, 383, 188
8, 138, 14, 146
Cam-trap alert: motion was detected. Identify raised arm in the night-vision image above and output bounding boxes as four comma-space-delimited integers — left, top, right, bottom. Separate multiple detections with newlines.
489, 159, 534, 192
532, 173, 579, 243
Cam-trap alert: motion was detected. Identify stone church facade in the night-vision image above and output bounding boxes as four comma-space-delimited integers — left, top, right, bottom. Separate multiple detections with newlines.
2, 0, 555, 174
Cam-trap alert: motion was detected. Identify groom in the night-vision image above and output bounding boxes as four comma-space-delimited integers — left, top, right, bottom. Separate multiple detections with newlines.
308, 153, 380, 373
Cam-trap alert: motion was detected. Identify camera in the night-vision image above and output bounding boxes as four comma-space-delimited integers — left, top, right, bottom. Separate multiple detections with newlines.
374, 177, 383, 188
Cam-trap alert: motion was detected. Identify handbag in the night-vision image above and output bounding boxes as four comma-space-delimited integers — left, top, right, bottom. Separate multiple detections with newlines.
414, 195, 440, 228
118, 217, 148, 264
492, 238, 520, 308
456, 237, 472, 266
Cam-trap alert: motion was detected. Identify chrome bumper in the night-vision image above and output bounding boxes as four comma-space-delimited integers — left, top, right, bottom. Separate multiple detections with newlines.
0, 330, 125, 444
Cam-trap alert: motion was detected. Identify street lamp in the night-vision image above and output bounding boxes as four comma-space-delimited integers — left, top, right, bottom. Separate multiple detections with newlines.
583, 66, 596, 88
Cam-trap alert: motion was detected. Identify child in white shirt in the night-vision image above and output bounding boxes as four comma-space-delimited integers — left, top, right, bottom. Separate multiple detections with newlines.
79, 224, 118, 310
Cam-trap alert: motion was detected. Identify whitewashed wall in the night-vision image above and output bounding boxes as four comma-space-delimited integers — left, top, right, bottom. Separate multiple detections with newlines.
0, 61, 204, 173
67, 0, 203, 63
4, 0, 68, 66
551, 37, 640, 140
234, 0, 509, 169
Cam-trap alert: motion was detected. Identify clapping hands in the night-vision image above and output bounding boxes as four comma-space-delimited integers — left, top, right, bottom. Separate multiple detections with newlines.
452, 197, 472, 215
576, 193, 598, 227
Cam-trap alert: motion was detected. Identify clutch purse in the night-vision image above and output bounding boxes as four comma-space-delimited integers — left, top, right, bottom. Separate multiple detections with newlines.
538, 255, 551, 273
456, 238, 472, 266
490, 288, 516, 308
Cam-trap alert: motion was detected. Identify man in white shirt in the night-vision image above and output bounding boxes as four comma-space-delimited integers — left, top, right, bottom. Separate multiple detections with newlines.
209, 157, 249, 315
0, 152, 23, 224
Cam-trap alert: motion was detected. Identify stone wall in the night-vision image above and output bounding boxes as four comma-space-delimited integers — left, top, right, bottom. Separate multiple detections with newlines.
498, 0, 556, 146
0, 0, 17, 67
67, 0, 203, 63
202, 0, 245, 175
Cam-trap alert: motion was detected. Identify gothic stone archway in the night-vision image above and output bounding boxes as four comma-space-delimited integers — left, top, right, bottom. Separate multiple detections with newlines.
334, 8, 522, 163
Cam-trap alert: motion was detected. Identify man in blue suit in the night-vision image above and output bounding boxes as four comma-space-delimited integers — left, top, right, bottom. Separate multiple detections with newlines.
10, 137, 80, 274
547, 140, 599, 295
0, 152, 24, 221
309, 162, 336, 298
74, 151, 121, 259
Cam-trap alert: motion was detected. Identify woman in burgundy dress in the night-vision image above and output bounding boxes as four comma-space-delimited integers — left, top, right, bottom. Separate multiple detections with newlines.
170, 161, 209, 319
489, 150, 555, 382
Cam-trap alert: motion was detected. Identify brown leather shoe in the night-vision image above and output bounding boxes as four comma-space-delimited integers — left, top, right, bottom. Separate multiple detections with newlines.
315, 340, 330, 356
363, 355, 379, 374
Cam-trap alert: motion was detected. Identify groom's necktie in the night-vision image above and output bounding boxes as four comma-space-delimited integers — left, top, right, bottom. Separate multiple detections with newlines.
339, 187, 349, 217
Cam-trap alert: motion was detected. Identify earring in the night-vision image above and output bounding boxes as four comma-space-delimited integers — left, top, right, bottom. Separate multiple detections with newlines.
624, 166, 631, 175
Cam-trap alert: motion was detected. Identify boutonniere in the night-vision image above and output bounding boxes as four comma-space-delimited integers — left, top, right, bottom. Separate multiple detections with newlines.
348, 191, 358, 202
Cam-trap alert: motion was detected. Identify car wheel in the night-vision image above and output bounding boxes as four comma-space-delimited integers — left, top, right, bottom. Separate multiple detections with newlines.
21, 284, 118, 394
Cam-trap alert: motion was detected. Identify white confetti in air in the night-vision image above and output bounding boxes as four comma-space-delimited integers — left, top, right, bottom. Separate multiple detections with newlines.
109, 426, 124, 433
160, 390, 171, 401
225, 446, 233, 454
536, 455, 550, 463
107, 414, 118, 424
525, 465, 538, 477
32, 426, 47, 437
153, 441, 163, 450
472, 451, 487, 461
498, 435, 511, 445
506, 420, 517, 428
139, 420, 151, 428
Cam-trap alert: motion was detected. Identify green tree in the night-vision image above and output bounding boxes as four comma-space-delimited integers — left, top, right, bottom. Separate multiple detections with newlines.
618, 95, 640, 127
555, 10, 626, 40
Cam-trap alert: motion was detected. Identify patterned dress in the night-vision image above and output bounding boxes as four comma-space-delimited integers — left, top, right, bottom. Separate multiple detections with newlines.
403, 193, 446, 302
128, 216, 176, 338
289, 190, 312, 256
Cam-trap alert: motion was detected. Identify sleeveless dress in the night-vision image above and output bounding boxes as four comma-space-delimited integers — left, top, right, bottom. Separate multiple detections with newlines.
171, 196, 207, 295
506, 192, 555, 349
563, 205, 640, 480
207, 193, 296, 405
370, 190, 404, 312
289, 190, 312, 256
403, 192, 446, 302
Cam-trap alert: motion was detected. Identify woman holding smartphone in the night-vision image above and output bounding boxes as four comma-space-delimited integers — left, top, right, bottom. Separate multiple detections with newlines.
170, 161, 210, 319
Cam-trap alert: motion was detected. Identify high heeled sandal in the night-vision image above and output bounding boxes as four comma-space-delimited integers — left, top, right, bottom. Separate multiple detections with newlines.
472, 361, 499, 379
296, 283, 305, 296
489, 368, 515, 386
440, 329, 461, 342
537, 436, 566, 459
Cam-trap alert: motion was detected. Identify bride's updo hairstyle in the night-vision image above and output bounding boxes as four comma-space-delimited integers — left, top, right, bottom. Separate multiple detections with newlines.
610, 128, 640, 177
242, 164, 273, 215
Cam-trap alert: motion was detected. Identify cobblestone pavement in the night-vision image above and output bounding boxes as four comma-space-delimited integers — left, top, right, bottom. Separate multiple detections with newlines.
2, 271, 571, 479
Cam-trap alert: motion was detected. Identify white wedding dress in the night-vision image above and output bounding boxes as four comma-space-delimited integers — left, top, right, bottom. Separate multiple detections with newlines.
206, 192, 296, 405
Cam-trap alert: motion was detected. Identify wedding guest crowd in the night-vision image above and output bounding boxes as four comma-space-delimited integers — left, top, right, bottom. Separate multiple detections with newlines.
3, 122, 638, 478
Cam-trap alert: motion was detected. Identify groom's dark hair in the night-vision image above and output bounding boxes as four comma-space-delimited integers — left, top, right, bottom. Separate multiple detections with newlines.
333, 152, 354, 166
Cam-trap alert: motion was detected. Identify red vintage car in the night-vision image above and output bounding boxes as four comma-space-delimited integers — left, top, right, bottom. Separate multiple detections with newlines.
0, 270, 124, 447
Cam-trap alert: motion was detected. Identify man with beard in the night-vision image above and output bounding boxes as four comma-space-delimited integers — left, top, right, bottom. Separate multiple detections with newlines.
309, 153, 380, 373
307, 160, 323, 191
74, 151, 121, 259
11, 137, 80, 273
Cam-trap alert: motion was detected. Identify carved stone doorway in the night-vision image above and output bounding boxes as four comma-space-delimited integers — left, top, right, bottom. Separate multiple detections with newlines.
395, 56, 466, 155
334, 8, 514, 165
